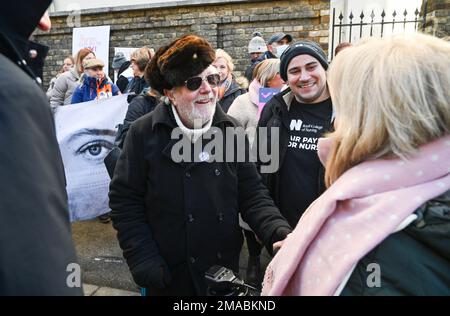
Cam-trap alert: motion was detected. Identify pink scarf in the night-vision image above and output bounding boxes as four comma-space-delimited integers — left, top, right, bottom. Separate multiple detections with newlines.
262, 136, 450, 296
248, 79, 262, 107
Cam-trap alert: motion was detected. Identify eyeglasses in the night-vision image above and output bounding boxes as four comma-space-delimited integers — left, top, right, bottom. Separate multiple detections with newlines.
184, 73, 221, 91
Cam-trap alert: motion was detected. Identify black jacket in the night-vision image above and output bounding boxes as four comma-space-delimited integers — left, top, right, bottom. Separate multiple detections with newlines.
342, 190, 450, 295
104, 93, 159, 178
0, 0, 82, 296
219, 79, 246, 113
109, 102, 292, 295
25, 41, 49, 85
116, 61, 131, 93
256, 88, 332, 216
126, 76, 149, 103
118, 93, 159, 149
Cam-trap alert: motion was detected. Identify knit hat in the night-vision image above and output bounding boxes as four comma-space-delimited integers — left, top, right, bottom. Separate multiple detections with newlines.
248, 34, 267, 54
112, 52, 127, 69
83, 58, 104, 69
279, 40, 329, 81
145, 35, 216, 94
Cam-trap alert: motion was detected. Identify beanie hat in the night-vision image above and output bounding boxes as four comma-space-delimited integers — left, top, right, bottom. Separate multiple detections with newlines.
248, 33, 267, 54
145, 35, 216, 94
112, 52, 127, 69
279, 40, 329, 81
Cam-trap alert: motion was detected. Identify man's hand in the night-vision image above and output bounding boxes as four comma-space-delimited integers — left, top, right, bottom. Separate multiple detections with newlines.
272, 233, 291, 254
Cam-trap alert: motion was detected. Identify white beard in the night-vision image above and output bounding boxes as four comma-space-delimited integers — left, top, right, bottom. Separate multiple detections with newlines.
176, 94, 217, 128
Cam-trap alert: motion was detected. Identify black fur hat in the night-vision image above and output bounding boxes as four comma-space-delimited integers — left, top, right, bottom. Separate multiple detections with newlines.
145, 35, 216, 94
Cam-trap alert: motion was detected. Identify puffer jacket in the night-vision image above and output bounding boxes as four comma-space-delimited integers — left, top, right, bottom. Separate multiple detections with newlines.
341, 190, 450, 295
71, 75, 119, 104
49, 67, 80, 109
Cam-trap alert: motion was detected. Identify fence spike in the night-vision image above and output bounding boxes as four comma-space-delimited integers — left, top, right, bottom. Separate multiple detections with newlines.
339, 12, 344, 21
393, 10, 397, 18
360, 11, 364, 20
349, 11, 354, 20
370, 10, 375, 20
403, 9, 408, 17
415, 8, 419, 16
381, 10, 386, 18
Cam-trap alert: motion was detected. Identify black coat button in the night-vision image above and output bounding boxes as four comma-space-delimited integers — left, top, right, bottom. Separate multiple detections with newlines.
185, 171, 191, 178
217, 252, 222, 259
188, 214, 194, 223
218, 212, 224, 222
190, 257, 196, 264
215, 169, 221, 176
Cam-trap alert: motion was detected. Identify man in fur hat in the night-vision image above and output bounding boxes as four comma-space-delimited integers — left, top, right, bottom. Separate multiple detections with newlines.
109, 35, 291, 296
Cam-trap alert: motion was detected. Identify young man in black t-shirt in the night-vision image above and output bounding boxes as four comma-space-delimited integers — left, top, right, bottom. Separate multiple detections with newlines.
257, 40, 333, 227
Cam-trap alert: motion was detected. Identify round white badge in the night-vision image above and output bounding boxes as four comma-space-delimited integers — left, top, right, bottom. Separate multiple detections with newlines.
199, 151, 210, 162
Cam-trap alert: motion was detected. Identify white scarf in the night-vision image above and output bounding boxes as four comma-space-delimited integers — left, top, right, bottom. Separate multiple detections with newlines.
171, 104, 215, 143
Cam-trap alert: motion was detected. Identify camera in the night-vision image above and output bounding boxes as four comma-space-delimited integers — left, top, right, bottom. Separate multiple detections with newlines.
205, 265, 260, 296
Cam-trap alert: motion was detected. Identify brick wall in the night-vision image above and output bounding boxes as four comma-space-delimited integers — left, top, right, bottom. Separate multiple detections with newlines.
421, 0, 450, 38
32, 0, 330, 88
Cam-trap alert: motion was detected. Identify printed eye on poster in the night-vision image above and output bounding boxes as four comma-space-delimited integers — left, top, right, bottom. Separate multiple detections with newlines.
55, 95, 129, 221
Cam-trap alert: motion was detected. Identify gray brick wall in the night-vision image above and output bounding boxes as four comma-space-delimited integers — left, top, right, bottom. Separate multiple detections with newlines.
421, 0, 450, 38
32, 0, 330, 88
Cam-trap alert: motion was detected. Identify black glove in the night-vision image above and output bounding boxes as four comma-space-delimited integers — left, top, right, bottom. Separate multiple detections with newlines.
267, 226, 292, 256
130, 258, 172, 289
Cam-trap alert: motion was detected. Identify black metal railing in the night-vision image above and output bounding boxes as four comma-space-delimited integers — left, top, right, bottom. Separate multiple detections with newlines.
331, 1, 428, 59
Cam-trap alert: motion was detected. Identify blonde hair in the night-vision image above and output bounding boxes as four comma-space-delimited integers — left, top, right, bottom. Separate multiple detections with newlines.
325, 33, 450, 187
215, 49, 234, 73
130, 46, 154, 71
253, 59, 280, 87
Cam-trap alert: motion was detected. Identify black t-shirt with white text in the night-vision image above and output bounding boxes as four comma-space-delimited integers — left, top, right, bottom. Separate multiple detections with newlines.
278, 97, 333, 227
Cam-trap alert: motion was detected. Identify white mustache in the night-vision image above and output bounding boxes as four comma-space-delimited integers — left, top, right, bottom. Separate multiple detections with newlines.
194, 95, 215, 102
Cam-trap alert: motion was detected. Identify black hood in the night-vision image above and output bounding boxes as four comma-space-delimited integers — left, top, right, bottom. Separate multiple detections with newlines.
0, 0, 52, 40
0, 0, 52, 83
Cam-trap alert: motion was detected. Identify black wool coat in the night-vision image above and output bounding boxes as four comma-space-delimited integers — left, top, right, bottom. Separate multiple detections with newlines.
109, 102, 291, 296
0, 0, 82, 295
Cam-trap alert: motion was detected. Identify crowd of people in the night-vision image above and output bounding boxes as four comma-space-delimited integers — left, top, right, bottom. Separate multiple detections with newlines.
0, 0, 449, 296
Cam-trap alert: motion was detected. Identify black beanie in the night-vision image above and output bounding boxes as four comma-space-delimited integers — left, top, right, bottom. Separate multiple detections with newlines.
279, 40, 329, 81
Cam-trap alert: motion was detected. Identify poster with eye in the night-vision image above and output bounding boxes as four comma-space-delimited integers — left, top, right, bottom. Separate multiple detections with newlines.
55, 94, 129, 221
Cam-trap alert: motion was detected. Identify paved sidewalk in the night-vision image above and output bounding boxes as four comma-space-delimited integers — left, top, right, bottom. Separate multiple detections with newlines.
73, 219, 272, 296
83, 283, 140, 296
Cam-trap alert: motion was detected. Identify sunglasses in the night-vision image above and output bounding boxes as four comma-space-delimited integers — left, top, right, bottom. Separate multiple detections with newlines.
184, 73, 221, 91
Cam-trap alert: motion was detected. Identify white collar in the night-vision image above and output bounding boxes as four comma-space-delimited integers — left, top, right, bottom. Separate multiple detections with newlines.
171, 104, 215, 143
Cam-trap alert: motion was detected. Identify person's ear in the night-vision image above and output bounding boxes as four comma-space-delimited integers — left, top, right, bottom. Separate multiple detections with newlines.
164, 89, 176, 106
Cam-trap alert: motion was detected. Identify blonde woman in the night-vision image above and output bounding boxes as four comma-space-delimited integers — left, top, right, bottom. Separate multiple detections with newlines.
263, 33, 450, 296
126, 46, 154, 102
228, 59, 284, 145
46, 55, 74, 99
227, 60, 285, 288
213, 49, 246, 112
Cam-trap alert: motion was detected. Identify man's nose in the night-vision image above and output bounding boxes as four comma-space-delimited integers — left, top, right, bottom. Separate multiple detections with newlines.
299, 70, 311, 82
199, 78, 213, 93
